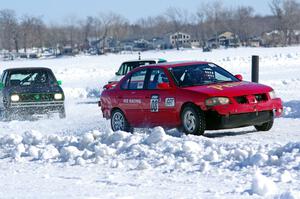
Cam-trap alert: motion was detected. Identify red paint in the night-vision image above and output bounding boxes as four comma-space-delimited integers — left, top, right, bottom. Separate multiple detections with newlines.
100, 61, 283, 129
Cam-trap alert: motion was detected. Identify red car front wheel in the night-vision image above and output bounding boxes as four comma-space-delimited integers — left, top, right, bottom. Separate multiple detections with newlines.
254, 119, 274, 131
181, 105, 206, 135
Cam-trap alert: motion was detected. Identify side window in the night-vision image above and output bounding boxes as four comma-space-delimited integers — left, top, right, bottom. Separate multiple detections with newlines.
214, 69, 232, 81
33, 71, 48, 84
47, 71, 57, 84
0, 72, 4, 83
1, 72, 8, 85
121, 77, 130, 89
122, 69, 147, 90
117, 63, 130, 76
147, 69, 169, 89
123, 63, 132, 75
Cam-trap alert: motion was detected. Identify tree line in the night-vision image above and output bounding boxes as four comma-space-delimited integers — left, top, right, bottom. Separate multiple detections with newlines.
0, 0, 300, 53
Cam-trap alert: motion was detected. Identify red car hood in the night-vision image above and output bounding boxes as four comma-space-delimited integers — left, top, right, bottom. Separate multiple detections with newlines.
182, 81, 273, 97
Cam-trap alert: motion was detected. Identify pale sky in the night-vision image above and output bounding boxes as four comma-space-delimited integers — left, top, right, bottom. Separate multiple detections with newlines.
0, 0, 274, 23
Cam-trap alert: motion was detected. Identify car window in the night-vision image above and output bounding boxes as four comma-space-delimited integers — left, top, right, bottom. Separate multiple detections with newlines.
8, 70, 49, 86
147, 69, 169, 89
117, 61, 155, 76
122, 69, 147, 90
169, 63, 238, 87
0, 73, 3, 83
1, 72, 7, 84
47, 71, 57, 84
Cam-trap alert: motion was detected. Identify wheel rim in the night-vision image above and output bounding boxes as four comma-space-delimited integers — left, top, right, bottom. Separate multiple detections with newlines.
112, 112, 125, 131
183, 110, 196, 133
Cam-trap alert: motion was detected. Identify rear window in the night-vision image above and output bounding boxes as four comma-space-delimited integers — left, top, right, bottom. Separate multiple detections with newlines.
121, 69, 147, 90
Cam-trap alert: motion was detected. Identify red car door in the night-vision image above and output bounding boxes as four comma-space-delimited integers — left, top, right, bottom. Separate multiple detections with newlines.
142, 68, 177, 127
117, 68, 147, 127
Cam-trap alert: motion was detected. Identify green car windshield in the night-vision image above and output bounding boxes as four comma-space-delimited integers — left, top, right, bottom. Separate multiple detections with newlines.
116, 61, 156, 76
169, 63, 239, 87
8, 70, 50, 86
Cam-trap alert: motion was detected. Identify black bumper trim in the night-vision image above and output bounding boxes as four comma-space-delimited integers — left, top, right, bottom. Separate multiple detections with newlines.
206, 111, 273, 130
10, 101, 64, 108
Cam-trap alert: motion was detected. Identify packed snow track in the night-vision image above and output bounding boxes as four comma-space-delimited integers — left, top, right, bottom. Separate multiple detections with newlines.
1, 47, 300, 198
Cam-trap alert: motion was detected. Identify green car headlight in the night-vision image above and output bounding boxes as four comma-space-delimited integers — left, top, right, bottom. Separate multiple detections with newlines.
11, 94, 20, 102
54, 93, 63, 100
205, 97, 230, 106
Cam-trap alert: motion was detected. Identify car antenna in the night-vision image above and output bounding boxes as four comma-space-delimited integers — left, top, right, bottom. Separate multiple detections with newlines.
138, 52, 141, 60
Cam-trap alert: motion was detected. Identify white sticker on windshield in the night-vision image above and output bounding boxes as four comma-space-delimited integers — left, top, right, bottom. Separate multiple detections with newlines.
137, 82, 144, 89
208, 63, 217, 67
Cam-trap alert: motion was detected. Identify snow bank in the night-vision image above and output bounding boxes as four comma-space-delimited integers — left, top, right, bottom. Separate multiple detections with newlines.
1, 126, 300, 196
1, 128, 300, 175
251, 170, 277, 196
274, 191, 300, 199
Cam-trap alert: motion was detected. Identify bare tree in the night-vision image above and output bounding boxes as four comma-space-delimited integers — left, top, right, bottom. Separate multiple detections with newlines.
196, 5, 210, 45
232, 6, 255, 43
20, 15, 45, 52
0, 9, 19, 52
20, 15, 33, 53
96, 12, 128, 52
109, 14, 129, 42
64, 15, 80, 48
80, 16, 95, 50
270, 0, 300, 45
165, 7, 189, 50
0, 4, 298, 53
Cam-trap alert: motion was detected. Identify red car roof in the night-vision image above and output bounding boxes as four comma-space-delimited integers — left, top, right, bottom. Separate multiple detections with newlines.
140, 61, 211, 69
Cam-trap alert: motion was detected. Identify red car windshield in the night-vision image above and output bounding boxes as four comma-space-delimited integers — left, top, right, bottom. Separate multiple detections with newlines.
169, 63, 239, 87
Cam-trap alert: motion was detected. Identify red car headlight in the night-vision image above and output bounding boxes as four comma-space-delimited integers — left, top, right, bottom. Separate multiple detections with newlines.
205, 97, 230, 106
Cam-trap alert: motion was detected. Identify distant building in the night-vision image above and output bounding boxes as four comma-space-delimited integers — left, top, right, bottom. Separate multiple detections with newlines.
62, 46, 74, 56
190, 39, 201, 48
151, 37, 172, 49
207, 32, 240, 48
218, 32, 240, 47
133, 39, 152, 51
247, 37, 262, 47
261, 30, 284, 47
170, 32, 191, 48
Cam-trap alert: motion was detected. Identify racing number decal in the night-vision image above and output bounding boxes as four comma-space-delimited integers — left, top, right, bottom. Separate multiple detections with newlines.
150, 95, 159, 112
165, 98, 175, 107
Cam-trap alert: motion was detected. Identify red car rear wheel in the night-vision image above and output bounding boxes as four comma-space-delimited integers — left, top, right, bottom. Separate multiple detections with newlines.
111, 109, 132, 132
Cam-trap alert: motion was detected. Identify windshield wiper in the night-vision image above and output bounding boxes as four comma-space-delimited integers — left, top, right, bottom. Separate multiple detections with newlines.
212, 80, 235, 84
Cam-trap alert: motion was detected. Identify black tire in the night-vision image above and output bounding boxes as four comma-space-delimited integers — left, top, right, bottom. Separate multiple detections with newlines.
180, 105, 206, 135
111, 109, 132, 132
59, 106, 66, 119
254, 119, 274, 131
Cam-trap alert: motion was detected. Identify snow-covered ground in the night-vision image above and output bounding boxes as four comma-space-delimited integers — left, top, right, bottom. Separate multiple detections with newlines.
1, 47, 300, 198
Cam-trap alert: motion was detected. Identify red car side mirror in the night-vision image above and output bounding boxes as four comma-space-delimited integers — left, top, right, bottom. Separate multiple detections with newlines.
103, 82, 117, 90
157, 82, 170, 89
235, 74, 243, 81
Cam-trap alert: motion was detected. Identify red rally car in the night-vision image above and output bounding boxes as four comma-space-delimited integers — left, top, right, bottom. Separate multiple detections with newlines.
100, 61, 283, 135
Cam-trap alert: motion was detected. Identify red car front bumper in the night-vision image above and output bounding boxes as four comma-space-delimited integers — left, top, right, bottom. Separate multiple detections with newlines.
208, 98, 282, 117
204, 98, 282, 130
